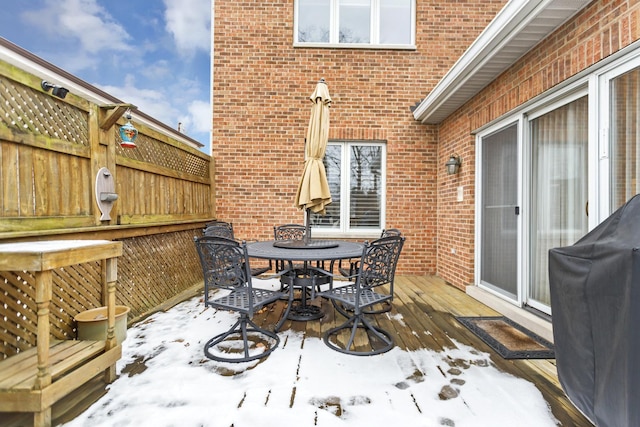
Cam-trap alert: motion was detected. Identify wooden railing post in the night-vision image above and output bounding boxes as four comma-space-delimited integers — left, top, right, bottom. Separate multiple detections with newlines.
33, 269, 53, 427
103, 256, 118, 382
34, 270, 53, 390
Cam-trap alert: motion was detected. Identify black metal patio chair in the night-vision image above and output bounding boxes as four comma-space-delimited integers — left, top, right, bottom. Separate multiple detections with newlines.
273, 223, 332, 274
336, 228, 402, 315
193, 236, 293, 363
272, 223, 328, 320
203, 221, 271, 276
317, 234, 405, 355
273, 224, 307, 276
203, 221, 235, 239
337, 228, 402, 278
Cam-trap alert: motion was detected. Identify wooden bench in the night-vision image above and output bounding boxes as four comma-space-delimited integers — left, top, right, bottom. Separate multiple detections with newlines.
0, 240, 123, 427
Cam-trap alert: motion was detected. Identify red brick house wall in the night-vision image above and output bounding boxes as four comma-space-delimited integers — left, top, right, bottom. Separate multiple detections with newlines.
212, 0, 505, 275
437, 0, 640, 289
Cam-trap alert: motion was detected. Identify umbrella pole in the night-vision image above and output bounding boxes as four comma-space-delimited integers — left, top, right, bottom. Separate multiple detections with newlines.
304, 208, 311, 245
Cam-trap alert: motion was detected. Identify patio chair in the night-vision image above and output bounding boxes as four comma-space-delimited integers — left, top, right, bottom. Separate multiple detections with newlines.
336, 228, 402, 315
273, 224, 307, 275
317, 234, 405, 355
273, 223, 332, 285
273, 223, 332, 272
337, 228, 402, 278
204, 221, 271, 276
205, 219, 234, 228
194, 236, 292, 363
203, 221, 235, 239
273, 224, 329, 320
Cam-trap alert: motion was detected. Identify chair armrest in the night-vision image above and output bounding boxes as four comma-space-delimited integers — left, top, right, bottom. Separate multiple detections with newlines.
306, 265, 356, 289
337, 258, 359, 277
306, 265, 338, 278
258, 260, 296, 282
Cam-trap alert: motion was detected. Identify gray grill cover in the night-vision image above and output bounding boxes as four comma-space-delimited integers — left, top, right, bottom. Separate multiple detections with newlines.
549, 194, 640, 427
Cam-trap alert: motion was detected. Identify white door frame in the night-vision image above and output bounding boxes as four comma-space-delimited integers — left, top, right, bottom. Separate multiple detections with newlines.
475, 117, 524, 307
597, 52, 640, 220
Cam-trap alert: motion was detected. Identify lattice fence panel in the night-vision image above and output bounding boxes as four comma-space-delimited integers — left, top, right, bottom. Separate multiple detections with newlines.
0, 261, 102, 359
117, 229, 204, 320
0, 271, 37, 357
0, 229, 204, 360
52, 261, 103, 338
116, 130, 209, 178
0, 76, 89, 146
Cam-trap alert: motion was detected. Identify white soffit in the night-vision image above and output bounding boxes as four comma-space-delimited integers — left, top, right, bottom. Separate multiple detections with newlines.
412, 0, 590, 124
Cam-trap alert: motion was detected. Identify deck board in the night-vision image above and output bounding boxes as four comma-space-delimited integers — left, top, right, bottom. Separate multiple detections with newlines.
291, 276, 592, 426
3, 275, 593, 426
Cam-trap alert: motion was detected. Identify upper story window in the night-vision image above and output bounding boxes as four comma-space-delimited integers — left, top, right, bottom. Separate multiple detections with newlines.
295, 0, 415, 48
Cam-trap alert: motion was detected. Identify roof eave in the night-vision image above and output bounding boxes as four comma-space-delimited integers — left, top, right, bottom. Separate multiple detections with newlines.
412, 0, 588, 125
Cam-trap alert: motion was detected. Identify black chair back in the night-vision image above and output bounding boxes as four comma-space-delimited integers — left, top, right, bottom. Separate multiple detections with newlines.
194, 236, 251, 306
205, 220, 233, 229
204, 222, 235, 240
356, 235, 404, 301
273, 224, 308, 274
274, 224, 306, 241
381, 228, 402, 237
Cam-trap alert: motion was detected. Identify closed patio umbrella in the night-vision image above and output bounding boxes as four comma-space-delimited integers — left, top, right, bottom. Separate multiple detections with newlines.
294, 79, 332, 244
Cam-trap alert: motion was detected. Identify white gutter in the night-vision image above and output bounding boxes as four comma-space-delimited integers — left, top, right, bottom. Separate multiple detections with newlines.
412, 0, 586, 124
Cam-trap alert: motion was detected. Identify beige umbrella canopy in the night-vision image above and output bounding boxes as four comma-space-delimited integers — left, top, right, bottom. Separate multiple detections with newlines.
295, 79, 333, 223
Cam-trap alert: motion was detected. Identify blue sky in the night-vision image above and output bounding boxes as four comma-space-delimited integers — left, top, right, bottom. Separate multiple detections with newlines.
0, 0, 212, 153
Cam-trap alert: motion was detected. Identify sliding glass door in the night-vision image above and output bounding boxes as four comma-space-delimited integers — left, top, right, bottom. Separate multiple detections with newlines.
479, 123, 519, 300
609, 66, 640, 210
475, 49, 640, 317
528, 97, 589, 312
478, 97, 588, 314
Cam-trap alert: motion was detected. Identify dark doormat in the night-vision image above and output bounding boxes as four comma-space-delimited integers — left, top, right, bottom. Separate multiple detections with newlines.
456, 316, 555, 359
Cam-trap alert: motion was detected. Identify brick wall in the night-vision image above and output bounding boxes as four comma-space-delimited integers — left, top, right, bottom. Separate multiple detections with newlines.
437, 0, 640, 289
212, 0, 504, 275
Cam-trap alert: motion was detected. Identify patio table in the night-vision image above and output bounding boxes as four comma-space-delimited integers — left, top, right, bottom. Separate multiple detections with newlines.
247, 240, 363, 321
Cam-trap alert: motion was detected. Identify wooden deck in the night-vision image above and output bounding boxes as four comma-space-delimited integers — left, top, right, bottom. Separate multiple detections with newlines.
4, 275, 593, 426
257, 275, 593, 427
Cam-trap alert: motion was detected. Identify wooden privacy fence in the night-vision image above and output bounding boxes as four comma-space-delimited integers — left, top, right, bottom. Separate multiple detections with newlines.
0, 58, 214, 359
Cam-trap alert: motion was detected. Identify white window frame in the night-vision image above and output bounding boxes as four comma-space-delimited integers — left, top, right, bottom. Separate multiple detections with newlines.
293, 0, 416, 49
312, 140, 387, 238
596, 50, 640, 220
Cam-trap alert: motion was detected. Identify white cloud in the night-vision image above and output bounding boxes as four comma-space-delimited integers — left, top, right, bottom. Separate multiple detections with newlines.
9, 0, 210, 151
52, 52, 102, 73
139, 59, 173, 81
97, 75, 210, 145
163, 0, 211, 57
182, 100, 212, 134
23, 0, 132, 53
97, 74, 180, 129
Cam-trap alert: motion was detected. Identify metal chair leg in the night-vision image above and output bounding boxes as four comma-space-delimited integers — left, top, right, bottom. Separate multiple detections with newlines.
323, 313, 394, 356
204, 315, 280, 363
275, 281, 296, 332
332, 299, 392, 317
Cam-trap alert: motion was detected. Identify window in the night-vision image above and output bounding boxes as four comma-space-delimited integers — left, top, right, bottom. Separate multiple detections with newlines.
295, 0, 414, 47
311, 141, 386, 235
